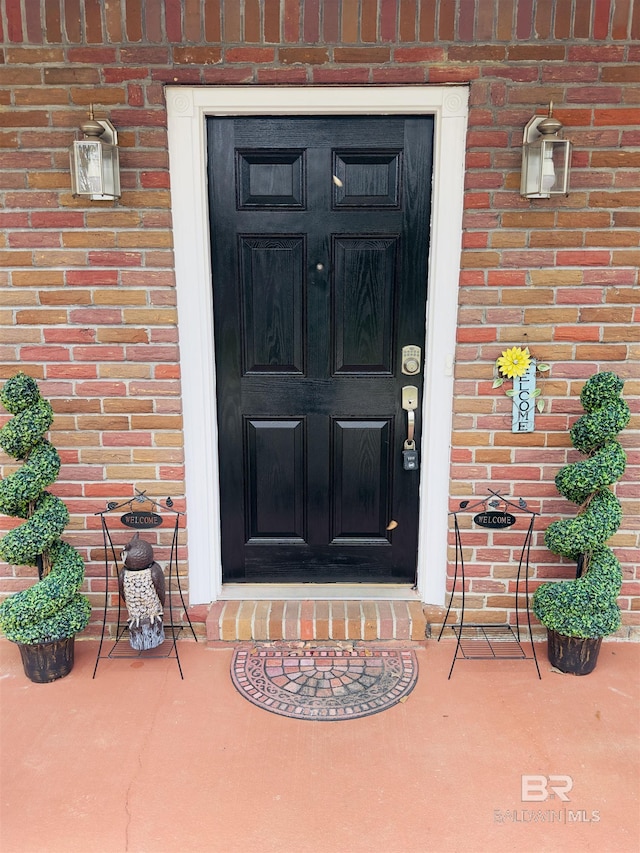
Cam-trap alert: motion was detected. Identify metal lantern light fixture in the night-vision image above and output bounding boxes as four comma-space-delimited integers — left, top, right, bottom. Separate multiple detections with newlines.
69, 106, 121, 201
520, 103, 571, 199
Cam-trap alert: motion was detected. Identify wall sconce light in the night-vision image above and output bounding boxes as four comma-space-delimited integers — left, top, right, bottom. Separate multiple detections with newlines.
69, 105, 121, 201
520, 103, 571, 199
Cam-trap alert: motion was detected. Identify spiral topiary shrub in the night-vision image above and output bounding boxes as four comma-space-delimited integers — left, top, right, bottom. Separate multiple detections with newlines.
0, 373, 90, 646
533, 371, 630, 641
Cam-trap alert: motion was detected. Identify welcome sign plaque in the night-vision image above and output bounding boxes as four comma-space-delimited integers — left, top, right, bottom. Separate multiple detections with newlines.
120, 511, 163, 529
473, 510, 516, 529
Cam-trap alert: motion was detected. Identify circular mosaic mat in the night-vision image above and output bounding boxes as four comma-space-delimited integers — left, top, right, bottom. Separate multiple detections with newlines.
231, 646, 418, 721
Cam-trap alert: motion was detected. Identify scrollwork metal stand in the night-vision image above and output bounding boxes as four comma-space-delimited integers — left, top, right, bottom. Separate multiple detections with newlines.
93, 491, 197, 678
438, 490, 541, 679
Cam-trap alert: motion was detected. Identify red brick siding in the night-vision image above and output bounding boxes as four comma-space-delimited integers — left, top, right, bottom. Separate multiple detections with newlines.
0, 0, 638, 639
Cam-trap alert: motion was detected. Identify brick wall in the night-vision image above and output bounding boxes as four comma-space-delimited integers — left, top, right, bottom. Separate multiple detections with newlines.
1, 0, 638, 639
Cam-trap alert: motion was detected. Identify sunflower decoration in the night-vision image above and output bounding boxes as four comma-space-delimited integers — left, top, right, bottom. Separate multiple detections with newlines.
496, 346, 531, 379
493, 346, 550, 412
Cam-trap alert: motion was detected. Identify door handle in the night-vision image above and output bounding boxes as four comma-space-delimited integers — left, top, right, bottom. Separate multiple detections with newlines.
406, 409, 415, 445
402, 386, 419, 470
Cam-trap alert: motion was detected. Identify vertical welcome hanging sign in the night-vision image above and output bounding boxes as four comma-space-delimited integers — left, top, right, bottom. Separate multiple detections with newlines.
494, 347, 548, 434
512, 359, 537, 433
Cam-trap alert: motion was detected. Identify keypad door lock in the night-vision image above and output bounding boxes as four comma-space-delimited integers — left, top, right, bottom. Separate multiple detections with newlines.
401, 345, 421, 375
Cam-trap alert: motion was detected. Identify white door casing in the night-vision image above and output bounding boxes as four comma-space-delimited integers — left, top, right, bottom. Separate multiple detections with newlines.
166, 86, 468, 605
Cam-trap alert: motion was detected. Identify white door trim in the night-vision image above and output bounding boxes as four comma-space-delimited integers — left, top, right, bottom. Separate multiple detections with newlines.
166, 85, 468, 605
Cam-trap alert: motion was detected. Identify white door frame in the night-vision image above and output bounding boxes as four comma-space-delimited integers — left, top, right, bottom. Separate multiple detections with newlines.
166, 86, 468, 605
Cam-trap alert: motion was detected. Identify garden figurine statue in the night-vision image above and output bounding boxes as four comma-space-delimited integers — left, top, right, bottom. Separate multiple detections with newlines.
119, 532, 165, 651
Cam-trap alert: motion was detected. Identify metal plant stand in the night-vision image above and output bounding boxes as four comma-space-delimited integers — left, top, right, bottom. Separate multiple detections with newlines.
93, 491, 197, 678
438, 490, 541, 679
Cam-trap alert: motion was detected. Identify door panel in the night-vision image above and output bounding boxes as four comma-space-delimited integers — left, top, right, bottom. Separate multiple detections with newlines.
240, 236, 305, 373
236, 149, 306, 209
332, 150, 402, 208
332, 419, 392, 541
333, 236, 397, 373
207, 116, 433, 583
245, 418, 305, 540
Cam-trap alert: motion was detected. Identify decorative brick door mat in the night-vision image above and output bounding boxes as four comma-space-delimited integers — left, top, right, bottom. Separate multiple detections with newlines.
231, 646, 418, 721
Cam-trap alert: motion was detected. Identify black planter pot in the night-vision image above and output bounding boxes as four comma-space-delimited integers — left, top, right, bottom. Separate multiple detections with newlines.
546, 629, 602, 675
17, 636, 75, 683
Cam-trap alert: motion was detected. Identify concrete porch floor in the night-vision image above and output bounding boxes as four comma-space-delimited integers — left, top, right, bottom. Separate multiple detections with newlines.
1, 638, 638, 853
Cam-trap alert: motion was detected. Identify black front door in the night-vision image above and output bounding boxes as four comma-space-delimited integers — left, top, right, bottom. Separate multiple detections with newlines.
207, 115, 433, 583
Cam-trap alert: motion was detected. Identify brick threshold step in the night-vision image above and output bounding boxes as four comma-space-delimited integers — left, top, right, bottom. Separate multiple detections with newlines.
206, 600, 427, 643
